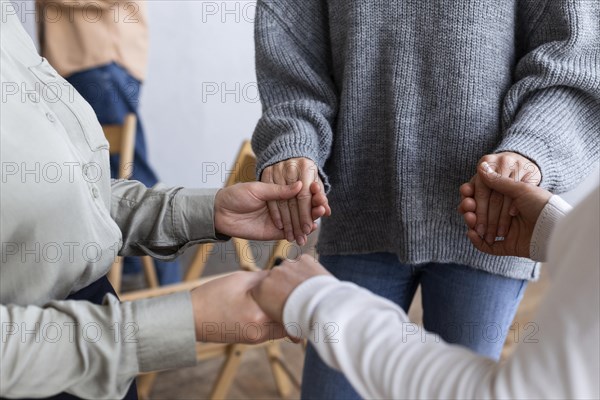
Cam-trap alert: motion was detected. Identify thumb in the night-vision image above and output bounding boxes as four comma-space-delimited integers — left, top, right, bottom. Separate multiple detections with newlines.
251, 181, 302, 202
478, 162, 526, 198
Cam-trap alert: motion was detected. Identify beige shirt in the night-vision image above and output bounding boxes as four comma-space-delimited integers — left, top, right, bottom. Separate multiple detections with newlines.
36, 0, 148, 80
1, 5, 221, 398
285, 192, 600, 399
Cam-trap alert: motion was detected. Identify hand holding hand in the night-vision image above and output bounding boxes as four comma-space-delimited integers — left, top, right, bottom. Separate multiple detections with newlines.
261, 158, 331, 246
214, 181, 328, 241
191, 271, 286, 343
251, 254, 331, 326
470, 152, 541, 245
459, 162, 552, 258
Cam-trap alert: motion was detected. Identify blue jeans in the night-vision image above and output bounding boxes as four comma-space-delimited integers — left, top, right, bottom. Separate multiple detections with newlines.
301, 253, 527, 399
66, 63, 181, 285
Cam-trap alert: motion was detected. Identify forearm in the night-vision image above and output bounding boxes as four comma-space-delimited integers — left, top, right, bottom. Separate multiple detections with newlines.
110, 180, 227, 259
497, 0, 600, 192
283, 276, 497, 399
252, 0, 337, 187
0, 291, 195, 399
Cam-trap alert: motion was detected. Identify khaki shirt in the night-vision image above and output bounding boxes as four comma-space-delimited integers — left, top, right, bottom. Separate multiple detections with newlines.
36, 0, 148, 80
1, 5, 220, 398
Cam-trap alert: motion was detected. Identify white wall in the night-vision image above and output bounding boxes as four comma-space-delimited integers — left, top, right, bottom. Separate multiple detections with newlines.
12, 0, 600, 201
15, 0, 261, 188
141, 1, 261, 188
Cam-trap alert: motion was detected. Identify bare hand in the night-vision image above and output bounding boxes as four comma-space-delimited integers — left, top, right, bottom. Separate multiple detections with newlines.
250, 254, 331, 325
191, 271, 286, 343
459, 162, 551, 258
261, 158, 331, 246
471, 152, 541, 245
214, 181, 328, 240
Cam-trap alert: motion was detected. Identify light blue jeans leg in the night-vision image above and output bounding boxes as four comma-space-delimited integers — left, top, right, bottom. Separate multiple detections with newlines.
419, 262, 527, 360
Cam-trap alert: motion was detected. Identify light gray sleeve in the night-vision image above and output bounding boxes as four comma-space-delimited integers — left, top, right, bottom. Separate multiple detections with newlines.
251, 0, 338, 190
495, 0, 600, 192
110, 180, 228, 259
529, 195, 573, 261
0, 291, 197, 399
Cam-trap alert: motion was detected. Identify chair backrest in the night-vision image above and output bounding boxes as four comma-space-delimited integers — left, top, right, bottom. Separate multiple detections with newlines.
102, 113, 137, 179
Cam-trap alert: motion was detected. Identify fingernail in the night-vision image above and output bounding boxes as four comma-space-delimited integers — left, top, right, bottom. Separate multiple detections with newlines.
497, 227, 507, 237
485, 233, 495, 245
481, 162, 495, 174
476, 224, 485, 238
303, 224, 312, 235
297, 236, 305, 246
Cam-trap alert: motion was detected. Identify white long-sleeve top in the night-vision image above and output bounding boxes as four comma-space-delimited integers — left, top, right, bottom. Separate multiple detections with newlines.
284, 191, 600, 399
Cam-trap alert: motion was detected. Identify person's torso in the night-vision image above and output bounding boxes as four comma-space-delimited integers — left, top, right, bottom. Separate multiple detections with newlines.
0, 8, 122, 305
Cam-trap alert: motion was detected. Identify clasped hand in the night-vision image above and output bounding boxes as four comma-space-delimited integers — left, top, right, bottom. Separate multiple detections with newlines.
191, 153, 554, 344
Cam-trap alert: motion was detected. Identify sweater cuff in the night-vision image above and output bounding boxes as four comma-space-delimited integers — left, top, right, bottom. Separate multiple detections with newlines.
173, 188, 230, 243
494, 130, 557, 190
254, 137, 331, 193
495, 88, 598, 192
530, 195, 573, 262
282, 275, 341, 339
132, 291, 197, 372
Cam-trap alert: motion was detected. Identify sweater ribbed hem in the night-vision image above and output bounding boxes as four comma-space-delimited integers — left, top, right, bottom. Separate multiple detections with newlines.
316, 217, 539, 281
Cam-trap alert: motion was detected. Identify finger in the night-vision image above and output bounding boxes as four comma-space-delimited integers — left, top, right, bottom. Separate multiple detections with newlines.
478, 161, 527, 198
467, 228, 494, 255
463, 211, 477, 229
287, 195, 307, 245
297, 177, 315, 236
485, 189, 503, 245
262, 168, 283, 230
458, 197, 477, 214
459, 182, 475, 200
311, 181, 331, 216
273, 168, 295, 242
311, 205, 326, 221
253, 181, 303, 201
474, 174, 491, 238
497, 195, 513, 238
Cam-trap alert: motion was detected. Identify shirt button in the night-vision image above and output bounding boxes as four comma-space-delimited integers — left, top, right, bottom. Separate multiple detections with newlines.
46, 112, 56, 123
91, 187, 100, 199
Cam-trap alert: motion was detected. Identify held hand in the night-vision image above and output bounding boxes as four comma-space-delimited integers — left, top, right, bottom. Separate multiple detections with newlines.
472, 152, 541, 245
458, 162, 552, 258
251, 254, 331, 326
261, 158, 331, 246
214, 181, 328, 241
191, 271, 286, 343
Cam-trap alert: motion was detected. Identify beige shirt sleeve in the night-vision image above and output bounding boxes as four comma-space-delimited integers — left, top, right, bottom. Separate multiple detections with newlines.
110, 180, 228, 259
1, 291, 197, 399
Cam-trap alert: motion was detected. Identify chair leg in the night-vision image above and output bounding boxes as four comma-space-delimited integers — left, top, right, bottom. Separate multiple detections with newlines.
184, 243, 214, 281
108, 257, 123, 294
141, 256, 159, 288
209, 344, 246, 400
265, 342, 298, 398
136, 372, 158, 400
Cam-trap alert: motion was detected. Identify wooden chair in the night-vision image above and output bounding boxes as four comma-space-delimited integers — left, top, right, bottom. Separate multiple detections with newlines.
131, 141, 302, 399
102, 114, 159, 293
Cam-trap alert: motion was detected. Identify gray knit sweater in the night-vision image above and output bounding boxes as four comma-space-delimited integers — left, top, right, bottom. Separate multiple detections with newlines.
251, 0, 600, 280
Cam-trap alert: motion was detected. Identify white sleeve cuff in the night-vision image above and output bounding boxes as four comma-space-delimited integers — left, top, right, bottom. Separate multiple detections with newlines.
282, 275, 341, 339
530, 195, 573, 262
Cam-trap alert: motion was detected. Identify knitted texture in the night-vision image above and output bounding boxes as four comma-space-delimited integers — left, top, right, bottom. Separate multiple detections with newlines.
252, 0, 600, 280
